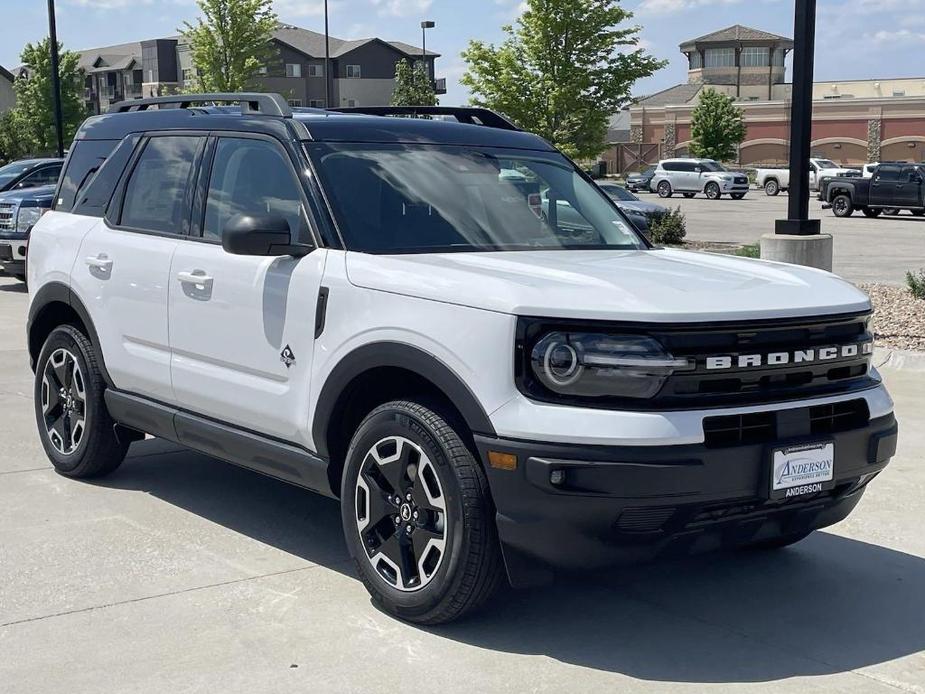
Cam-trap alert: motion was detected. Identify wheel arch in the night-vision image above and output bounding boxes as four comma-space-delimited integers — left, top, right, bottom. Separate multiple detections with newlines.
312, 342, 496, 493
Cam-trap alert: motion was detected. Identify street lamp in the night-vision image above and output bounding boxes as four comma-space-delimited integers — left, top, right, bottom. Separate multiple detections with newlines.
421, 20, 435, 77
46, 0, 65, 158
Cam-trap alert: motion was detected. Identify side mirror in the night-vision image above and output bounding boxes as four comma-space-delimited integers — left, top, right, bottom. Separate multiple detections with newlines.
221, 214, 314, 257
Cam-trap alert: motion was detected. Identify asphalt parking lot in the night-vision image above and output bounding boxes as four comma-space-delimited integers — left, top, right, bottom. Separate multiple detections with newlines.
1, 275, 924, 694
650, 189, 925, 286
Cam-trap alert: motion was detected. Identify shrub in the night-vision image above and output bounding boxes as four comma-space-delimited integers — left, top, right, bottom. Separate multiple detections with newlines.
736, 243, 760, 258
647, 206, 686, 245
907, 268, 925, 300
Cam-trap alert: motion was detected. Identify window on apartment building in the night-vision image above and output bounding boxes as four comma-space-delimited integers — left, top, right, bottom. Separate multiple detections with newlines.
286, 63, 302, 78
893, 90, 906, 97
771, 49, 785, 66
740, 47, 769, 67
704, 48, 735, 68
288, 99, 303, 107
308, 64, 324, 77
309, 99, 326, 108
346, 64, 362, 78
689, 52, 702, 69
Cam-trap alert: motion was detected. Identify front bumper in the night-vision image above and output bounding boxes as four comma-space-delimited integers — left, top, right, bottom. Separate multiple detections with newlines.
476, 407, 897, 586
720, 181, 750, 194
0, 238, 26, 275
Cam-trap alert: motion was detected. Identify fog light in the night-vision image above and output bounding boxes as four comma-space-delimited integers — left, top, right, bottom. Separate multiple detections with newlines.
549, 469, 567, 486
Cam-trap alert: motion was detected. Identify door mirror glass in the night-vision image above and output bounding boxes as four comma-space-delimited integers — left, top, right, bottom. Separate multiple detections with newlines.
222, 214, 312, 256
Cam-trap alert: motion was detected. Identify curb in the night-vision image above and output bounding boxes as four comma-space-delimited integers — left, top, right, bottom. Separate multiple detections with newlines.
874, 346, 925, 372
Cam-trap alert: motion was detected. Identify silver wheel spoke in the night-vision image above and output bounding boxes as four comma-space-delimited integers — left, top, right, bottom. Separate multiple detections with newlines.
41, 348, 86, 456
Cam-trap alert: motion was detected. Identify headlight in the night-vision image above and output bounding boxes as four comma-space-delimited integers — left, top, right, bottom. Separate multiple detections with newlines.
15, 207, 45, 234
720, 174, 733, 181
528, 331, 693, 400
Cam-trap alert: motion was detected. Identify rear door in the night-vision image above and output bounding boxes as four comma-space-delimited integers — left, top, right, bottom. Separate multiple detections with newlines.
167, 134, 326, 446
894, 166, 924, 209
73, 134, 205, 403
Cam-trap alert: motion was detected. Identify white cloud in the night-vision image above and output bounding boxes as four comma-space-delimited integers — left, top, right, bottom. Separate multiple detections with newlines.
866, 29, 925, 45
63, 0, 190, 7
369, 0, 433, 18
274, 0, 330, 18
636, 0, 741, 15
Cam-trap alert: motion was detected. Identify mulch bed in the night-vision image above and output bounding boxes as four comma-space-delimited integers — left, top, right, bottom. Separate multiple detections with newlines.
858, 283, 925, 352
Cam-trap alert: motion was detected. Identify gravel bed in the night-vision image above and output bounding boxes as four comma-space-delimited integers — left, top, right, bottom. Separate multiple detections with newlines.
858, 283, 925, 352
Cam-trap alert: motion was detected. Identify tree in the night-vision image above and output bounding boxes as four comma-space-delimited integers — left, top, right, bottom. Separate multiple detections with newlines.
180, 0, 278, 93
11, 38, 84, 157
461, 0, 665, 160
391, 59, 438, 107
689, 88, 746, 162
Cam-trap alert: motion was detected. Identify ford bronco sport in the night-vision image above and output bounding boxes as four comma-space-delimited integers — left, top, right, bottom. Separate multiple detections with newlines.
28, 94, 897, 624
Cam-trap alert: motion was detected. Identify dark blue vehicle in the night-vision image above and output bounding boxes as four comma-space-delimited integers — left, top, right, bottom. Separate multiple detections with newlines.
0, 184, 56, 281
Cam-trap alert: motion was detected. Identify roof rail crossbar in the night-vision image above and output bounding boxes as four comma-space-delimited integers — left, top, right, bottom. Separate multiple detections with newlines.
108, 92, 292, 118
328, 106, 521, 131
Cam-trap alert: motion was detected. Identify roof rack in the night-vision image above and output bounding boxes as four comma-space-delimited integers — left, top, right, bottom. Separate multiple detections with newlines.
328, 106, 521, 131
108, 93, 292, 118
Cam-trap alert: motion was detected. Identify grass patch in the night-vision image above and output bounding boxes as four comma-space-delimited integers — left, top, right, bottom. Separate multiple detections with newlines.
907, 268, 925, 300
735, 243, 761, 258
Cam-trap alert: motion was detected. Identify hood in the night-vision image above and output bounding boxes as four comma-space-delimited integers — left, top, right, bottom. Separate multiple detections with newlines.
345, 249, 870, 323
819, 167, 853, 175
616, 200, 667, 216
0, 184, 56, 205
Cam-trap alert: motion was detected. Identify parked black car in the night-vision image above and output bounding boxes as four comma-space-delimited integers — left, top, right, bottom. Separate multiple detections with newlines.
625, 165, 656, 193
0, 183, 56, 282
0, 158, 63, 193
596, 181, 668, 232
822, 163, 925, 218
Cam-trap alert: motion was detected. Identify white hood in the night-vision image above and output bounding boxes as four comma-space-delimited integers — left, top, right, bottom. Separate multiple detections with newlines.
346, 249, 871, 323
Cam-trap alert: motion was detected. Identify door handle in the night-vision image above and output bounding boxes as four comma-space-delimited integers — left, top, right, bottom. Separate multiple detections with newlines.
177, 270, 214, 288
85, 254, 113, 272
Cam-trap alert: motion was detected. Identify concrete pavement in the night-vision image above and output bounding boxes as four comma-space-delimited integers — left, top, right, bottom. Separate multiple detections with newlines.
0, 275, 923, 693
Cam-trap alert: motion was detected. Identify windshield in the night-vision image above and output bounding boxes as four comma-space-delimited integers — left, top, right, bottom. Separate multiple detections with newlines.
701, 161, 726, 172
0, 161, 35, 187
816, 159, 838, 169
308, 144, 646, 254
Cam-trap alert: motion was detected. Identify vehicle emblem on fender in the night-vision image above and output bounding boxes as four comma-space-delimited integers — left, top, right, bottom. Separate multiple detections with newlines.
280, 345, 296, 368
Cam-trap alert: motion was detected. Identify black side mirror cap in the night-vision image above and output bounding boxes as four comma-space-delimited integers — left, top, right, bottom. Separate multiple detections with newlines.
221, 214, 314, 257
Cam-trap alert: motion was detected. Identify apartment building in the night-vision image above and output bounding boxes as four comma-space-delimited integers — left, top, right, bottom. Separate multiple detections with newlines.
55, 24, 443, 115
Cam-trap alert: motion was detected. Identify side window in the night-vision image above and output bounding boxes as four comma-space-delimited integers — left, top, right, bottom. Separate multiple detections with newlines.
120, 136, 201, 234
876, 166, 899, 183
662, 162, 677, 172
900, 167, 917, 182
18, 164, 61, 188
202, 137, 304, 242
56, 139, 119, 212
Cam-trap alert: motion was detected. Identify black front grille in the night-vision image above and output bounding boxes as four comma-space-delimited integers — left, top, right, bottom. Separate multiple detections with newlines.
704, 412, 776, 447
734, 175, 748, 184
0, 203, 15, 230
810, 399, 870, 435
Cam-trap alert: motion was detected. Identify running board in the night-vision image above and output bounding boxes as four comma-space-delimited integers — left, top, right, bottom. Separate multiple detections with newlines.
104, 390, 336, 498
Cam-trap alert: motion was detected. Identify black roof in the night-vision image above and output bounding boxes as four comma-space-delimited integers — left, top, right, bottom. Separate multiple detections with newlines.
78, 99, 553, 152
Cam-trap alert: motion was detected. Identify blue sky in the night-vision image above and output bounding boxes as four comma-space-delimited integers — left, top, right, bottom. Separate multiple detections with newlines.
3, 0, 924, 105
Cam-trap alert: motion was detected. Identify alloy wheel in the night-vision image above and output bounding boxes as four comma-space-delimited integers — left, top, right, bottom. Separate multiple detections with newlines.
355, 436, 448, 592
834, 197, 849, 216
41, 348, 87, 456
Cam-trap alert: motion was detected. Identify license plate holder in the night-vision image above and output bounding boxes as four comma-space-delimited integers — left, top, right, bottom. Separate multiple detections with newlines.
767, 441, 835, 500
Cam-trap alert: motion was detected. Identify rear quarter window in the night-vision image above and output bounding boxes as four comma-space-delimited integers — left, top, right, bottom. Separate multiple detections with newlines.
56, 139, 119, 213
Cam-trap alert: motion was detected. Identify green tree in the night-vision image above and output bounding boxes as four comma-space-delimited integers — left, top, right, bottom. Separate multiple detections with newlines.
391, 59, 438, 107
461, 0, 665, 160
180, 0, 278, 92
12, 38, 84, 156
689, 88, 746, 162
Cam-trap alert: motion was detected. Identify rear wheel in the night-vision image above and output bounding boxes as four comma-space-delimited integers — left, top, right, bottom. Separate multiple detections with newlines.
34, 325, 128, 478
861, 207, 881, 218
764, 179, 780, 196
705, 182, 721, 200
657, 181, 673, 198
341, 400, 504, 624
832, 194, 854, 218
731, 192, 746, 200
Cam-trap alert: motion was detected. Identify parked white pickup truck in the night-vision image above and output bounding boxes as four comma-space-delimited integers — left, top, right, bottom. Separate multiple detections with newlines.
756, 158, 855, 196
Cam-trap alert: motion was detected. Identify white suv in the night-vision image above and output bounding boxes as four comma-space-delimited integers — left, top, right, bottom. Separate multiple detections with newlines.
27, 95, 897, 624
651, 158, 750, 199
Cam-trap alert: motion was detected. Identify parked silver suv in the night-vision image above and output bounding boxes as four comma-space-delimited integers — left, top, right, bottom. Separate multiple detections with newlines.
650, 158, 749, 200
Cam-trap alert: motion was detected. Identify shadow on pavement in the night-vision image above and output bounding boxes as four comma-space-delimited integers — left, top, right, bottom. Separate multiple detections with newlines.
102, 439, 925, 683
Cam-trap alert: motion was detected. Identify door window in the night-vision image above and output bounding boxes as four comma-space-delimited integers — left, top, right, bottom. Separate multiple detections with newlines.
120, 136, 201, 234
875, 167, 900, 183
202, 137, 304, 242
18, 164, 62, 188
901, 167, 919, 182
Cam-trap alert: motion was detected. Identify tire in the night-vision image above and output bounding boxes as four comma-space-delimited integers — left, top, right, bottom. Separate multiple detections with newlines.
861, 207, 881, 218
34, 325, 129, 478
747, 531, 813, 550
705, 182, 721, 200
682, 192, 696, 199
341, 400, 504, 625
731, 193, 746, 200
832, 194, 854, 218
657, 181, 673, 198
882, 208, 900, 216
764, 179, 780, 196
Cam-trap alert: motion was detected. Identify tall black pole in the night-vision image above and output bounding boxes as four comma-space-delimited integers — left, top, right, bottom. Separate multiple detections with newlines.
422, 27, 426, 65
47, 0, 65, 158
775, 0, 820, 235
324, 0, 332, 108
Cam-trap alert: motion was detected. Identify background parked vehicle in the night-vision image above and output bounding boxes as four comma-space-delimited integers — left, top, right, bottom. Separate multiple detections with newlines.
0, 183, 55, 283
822, 162, 925, 217
596, 181, 668, 232
650, 158, 749, 200
756, 158, 854, 196
625, 165, 656, 193
0, 158, 64, 193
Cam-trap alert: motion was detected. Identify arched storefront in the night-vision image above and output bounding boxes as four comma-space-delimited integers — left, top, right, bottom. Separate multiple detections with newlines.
880, 136, 925, 163
739, 138, 789, 166
809, 138, 868, 166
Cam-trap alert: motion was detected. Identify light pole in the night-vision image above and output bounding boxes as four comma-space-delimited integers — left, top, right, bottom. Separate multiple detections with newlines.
47, 0, 65, 158
324, 0, 332, 108
761, 0, 832, 270
420, 20, 435, 79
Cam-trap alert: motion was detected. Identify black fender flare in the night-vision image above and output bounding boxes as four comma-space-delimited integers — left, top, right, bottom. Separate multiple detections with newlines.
311, 342, 496, 459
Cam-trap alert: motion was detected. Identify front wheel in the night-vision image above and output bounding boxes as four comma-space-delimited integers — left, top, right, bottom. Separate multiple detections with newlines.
832, 194, 854, 218
731, 193, 746, 200
657, 181, 673, 198
34, 325, 129, 478
705, 182, 721, 200
341, 400, 504, 624
764, 179, 780, 196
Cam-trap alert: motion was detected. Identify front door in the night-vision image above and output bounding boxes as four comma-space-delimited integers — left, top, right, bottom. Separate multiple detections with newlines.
168, 135, 326, 447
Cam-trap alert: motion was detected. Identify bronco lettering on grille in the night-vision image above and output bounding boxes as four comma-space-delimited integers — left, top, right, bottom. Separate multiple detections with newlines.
705, 342, 872, 370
